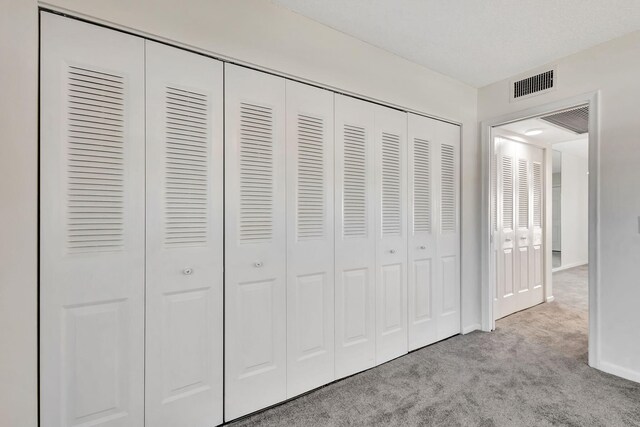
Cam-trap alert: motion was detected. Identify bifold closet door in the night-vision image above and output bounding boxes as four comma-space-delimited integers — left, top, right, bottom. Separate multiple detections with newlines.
496, 138, 544, 319
40, 13, 145, 426
286, 81, 335, 398
374, 107, 408, 364
334, 95, 376, 378
145, 41, 223, 426
225, 64, 287, 420
407, 114, 461, 350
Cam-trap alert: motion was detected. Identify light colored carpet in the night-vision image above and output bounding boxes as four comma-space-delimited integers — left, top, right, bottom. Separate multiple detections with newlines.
229, 265, 640, 426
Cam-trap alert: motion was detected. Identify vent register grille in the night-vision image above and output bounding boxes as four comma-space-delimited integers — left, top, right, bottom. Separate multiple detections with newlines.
540, 106, 589, 134
66, 66, 125, 252
513, 69, 554, 99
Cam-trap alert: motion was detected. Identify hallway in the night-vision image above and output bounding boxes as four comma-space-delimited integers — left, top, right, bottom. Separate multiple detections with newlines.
231, 265, 640, 426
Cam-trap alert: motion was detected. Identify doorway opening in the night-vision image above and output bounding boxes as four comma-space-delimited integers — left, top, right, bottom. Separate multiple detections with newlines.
480, 93, 599, 368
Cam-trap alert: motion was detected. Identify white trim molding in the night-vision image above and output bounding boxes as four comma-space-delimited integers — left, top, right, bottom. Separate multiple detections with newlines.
599, 361, 640, 383
480, 91, 600, 369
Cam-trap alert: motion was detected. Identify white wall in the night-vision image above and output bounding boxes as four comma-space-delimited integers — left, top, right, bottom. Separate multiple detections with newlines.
556, 141, 589, 269
479, 30, 640, 382
1, 1, 480, 424
0, 1, 38, 427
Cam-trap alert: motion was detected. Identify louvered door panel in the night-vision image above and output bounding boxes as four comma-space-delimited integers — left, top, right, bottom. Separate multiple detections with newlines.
407, 114, 437, 350
40, 14, 145, 427
224, 65, 286, 420
433, 120, 461, 340
145, 41, 223, 427
285, 81, 335, 398
374, 106, 408, 364
516, 156, 531, 294
334, 95, 376, 379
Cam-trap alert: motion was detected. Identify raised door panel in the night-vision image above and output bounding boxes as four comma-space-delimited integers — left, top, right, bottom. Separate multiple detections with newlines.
224, 64, 286, 420
407, 114, 437, 350
285, 81, 335, 397
374, 107, 408, 364
145, 41, 223, 427
40, 13, 145, 427
334, 95, 376, 379
434, 121, 461, 340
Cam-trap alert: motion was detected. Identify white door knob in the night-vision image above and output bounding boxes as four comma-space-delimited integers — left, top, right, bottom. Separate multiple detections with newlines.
390, 249, 396, 254
183, 267, 193, 275
419, 245, 426, 250
254, 261, 263, 268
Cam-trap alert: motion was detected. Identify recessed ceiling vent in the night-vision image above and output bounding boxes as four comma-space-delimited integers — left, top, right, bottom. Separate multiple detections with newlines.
511, 69, 555, 101
540, 106, 589, 134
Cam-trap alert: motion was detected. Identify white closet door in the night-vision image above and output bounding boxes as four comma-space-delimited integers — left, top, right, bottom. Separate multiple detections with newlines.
334, 95, 376, 378
224, 64, 287, 420
286, 81, 335, 397
531, 151, 545, 294
407, 114, 437, 350
434, 120, 461, 339
374, 107, 408, 364
145, 41, 223, 427
40, 14, 145, 426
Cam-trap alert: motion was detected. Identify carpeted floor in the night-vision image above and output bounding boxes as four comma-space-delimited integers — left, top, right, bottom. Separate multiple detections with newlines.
230, 265, 640, 426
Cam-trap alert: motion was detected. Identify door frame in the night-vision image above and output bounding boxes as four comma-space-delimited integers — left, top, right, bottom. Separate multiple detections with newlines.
480, 92, 600, 368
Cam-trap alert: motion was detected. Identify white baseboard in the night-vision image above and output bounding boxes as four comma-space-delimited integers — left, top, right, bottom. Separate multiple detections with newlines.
462, 323, 481, 335
546, 296, 555, 303
552, 261, 588, 273
598, 360, 640, 383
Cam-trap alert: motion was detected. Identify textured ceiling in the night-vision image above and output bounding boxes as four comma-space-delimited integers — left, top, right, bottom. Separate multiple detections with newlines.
270, 0, 640, 87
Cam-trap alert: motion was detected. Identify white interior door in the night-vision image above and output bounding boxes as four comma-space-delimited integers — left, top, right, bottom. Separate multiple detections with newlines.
224, 64, 287, 420
374, 106, 408, 364
407, 114, 461, 349
145, 41, 223, 427
334, 95, 376, 378
495, 137, 545, 319
40, 13, 145, 426
285, 81, 335, 398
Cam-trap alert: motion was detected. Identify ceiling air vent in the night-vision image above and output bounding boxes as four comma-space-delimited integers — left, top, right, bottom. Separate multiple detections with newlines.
540, 105, 589, 134
511, 68, 555, 101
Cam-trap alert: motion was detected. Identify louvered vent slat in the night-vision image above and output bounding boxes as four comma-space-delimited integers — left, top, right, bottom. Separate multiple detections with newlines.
440, 144, 456, 233
164, 86, 209, 247
297, 114, 325, 240
533, 162, 542, 228
67, 66, 125, 252
518, 159, 529, 228
343, 124, 367, 238
240, 102, 274, 243
513, 69, 554, 99
413, 138, 431, 233
502, 156, 514, 230
382, 132, 401, 236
